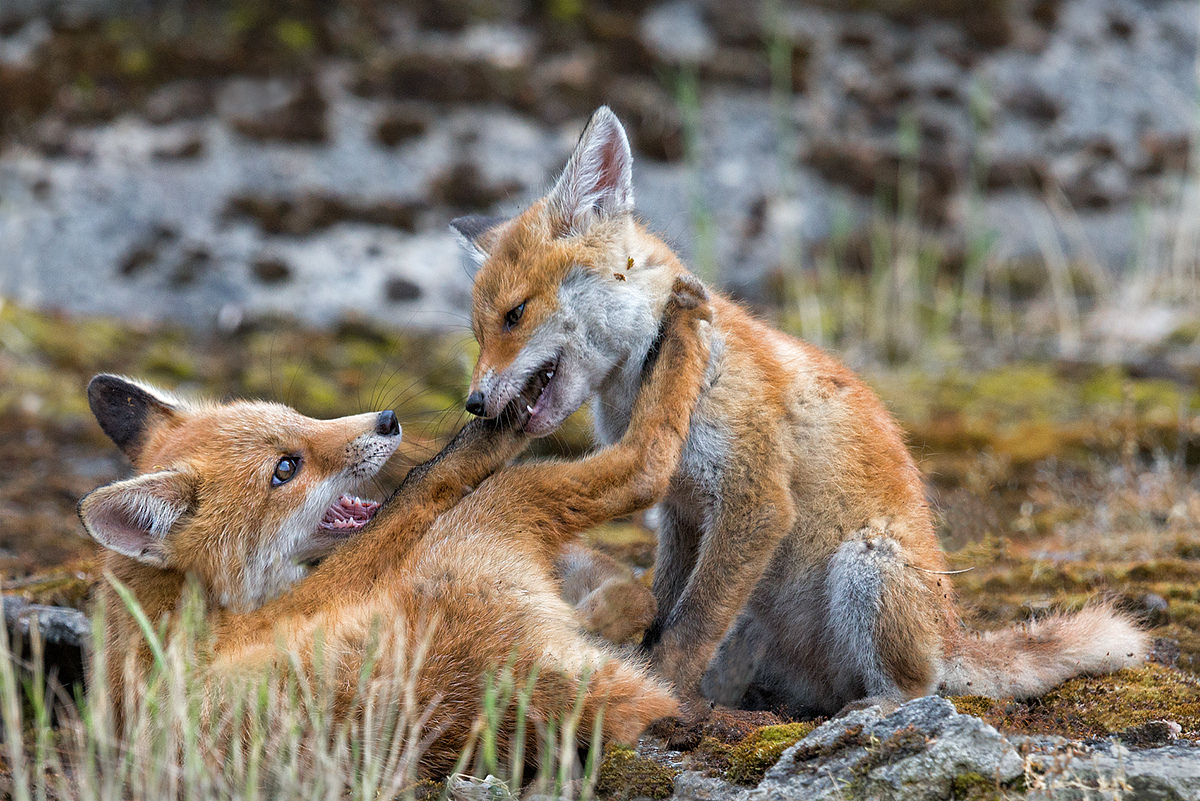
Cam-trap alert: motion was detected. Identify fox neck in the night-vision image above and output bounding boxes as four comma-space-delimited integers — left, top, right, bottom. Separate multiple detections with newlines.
100, 551, 220, 651
588, 235, 699, 445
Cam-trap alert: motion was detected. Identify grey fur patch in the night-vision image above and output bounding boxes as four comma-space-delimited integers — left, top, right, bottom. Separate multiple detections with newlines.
827, 536, 904, 700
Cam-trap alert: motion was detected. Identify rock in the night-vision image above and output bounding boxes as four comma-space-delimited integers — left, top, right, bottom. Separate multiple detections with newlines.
638, 1, 715, 66
353, 23, 534, 106
605, 77, 684, 163
142, 80, 214, 125
751, 696, 1022, 801
2, 596, 89, 686
673, 770, 748, 801
384, 276, 421, 302
1026, 742, 1200, 800
250, 257, 292, 285
1138, 131, 1190, 176
1117, 592, 1171, 628
445, 773, 513, 800
225, 193, 420, 236
427, 161, 521, 213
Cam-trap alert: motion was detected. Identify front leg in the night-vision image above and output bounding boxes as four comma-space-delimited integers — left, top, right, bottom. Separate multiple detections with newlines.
218, 414, 529, 640
322, 412, 529, 578
652, 477, 795, 716
641, 503, 701, 651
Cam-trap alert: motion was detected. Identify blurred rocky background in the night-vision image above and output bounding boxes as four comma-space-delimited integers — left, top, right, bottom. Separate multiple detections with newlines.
0, 0, 1196, 365
2, 0, 1200, 789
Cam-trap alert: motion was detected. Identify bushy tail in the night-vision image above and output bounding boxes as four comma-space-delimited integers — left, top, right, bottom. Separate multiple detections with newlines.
940, 604, 1148, 699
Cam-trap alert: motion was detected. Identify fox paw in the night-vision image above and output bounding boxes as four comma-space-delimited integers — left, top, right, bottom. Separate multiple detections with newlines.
668, 274, 710, 317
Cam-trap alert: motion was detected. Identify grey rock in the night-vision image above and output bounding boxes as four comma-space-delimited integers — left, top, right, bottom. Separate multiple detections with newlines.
752, 696, 1021, 801
0, 18, 50, 67
639, 1, 716, 65
1026, 742, 1200, 800
672, 771, 748, 801
3, 596, 90, 649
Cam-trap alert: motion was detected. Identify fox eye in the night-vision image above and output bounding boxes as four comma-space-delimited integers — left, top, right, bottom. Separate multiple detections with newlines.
504, 301, 526, 330
272, 455, 300, 486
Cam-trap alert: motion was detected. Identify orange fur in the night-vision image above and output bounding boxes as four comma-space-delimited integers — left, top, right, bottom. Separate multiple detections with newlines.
80, 280, 711, 775
457, 107, 1147, 718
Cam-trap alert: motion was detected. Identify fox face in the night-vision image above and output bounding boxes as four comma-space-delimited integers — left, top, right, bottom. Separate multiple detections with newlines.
453, 108, 675, 437
78, 375, 402, 612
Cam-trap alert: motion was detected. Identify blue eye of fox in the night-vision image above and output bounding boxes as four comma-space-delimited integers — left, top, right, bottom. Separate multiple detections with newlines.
272, 456, 300, 486
504, 301, 526, 329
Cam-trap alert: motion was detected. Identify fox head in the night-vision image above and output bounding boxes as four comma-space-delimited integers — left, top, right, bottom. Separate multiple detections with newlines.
78, 375, 402, 612
452, 106, 682, 437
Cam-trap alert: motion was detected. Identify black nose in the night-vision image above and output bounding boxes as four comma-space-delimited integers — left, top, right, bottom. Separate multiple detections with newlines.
465, 391, 486, 417
375, 410, 400, 436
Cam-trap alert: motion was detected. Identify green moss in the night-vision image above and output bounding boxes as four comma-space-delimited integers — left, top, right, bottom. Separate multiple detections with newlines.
949, 696, 997, 718
725, 722, 816, 785
595, 745, 677, 800
950, 771, 1003, 800
981, 665, 1200, 739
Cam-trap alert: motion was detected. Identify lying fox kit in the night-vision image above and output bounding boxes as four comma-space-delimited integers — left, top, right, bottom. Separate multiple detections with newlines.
79, 376, 404, 698
79, 278, 709, 773
453, 107, 1146, 718
81, 376, 653, 651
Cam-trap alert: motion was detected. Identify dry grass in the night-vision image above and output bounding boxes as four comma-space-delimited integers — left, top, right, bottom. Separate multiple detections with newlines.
0, 590, 605, 801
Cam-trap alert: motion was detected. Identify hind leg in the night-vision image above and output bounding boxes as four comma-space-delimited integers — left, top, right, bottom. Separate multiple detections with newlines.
826, 528, 943, 711
556, 544, 656, 644
699, 609, 769, 708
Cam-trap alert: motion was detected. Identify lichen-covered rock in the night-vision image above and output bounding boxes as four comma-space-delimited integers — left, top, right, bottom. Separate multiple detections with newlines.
750, 697, 1021, 801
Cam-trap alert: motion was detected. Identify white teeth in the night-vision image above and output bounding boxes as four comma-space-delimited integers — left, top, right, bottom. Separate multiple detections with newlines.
547, 370, 554, 379
526, 405, 534, 414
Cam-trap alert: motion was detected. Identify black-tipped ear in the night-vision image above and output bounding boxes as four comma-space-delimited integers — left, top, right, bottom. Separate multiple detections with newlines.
87, 375, 182, 462
450, 214, 510, 271
545, 106, 634, 237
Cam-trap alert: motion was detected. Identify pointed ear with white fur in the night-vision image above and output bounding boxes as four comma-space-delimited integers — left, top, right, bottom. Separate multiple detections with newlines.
88, 374, 186, 463
450, 214, 511, 271
78, 470, 195, 569
546, 106, 634, 237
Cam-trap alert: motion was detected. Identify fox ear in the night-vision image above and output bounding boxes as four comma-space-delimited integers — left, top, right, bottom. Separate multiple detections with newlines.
546, 106, 634, 237
78, 470, 195, 569
88, 375, 185, 462
450, 214, 510, 271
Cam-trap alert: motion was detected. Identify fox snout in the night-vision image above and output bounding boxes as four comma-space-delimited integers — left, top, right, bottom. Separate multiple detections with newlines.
374, 409, 400, 436
465, 391, 486, 417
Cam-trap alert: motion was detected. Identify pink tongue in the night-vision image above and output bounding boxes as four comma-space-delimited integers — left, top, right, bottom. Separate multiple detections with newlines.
319, 495, 380, 530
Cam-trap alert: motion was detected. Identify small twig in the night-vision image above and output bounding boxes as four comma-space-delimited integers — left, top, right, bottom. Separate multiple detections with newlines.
906, 565, 975, 575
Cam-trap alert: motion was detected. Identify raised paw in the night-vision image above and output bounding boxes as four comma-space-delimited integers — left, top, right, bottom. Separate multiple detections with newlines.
667, 274, 711, 319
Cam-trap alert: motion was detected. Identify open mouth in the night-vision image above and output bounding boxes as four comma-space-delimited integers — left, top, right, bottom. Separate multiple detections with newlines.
515, 355, 560, 431
320, 494, 380, 531
295, 494, 381, 567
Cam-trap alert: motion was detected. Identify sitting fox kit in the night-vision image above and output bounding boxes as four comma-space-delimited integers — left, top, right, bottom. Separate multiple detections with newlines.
79, 279, 710, 774
453, 106, 1147, 717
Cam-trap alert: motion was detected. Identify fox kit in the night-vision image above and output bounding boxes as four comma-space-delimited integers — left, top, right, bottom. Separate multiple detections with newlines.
79, 277, 709, 775
452, 107, 1146, 718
